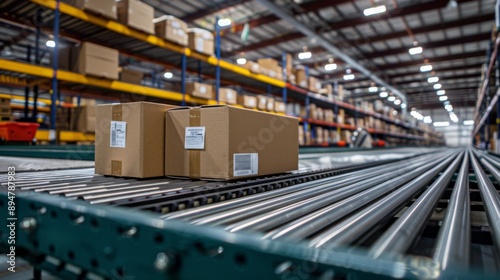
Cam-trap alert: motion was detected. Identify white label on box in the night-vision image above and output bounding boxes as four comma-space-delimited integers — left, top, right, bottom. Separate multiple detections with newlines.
260, 98, 266, 105
196, 37, 204, 52
185, 127, 205, 149
227, 92, 233, 100
172, 21, 180, 28
248, 98, 256, 107
269, 70, 276, 77
233, 153, 258, 177
200, 85, 206, 94
110, 121, 126, 148
300, 81, 307, 87
178, 30, 185, 36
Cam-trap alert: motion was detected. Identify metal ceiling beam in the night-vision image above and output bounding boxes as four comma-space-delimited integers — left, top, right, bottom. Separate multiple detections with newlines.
182, 0, 252, 21
378, 51, 485, 70
254, 0, 408, 112
388, 63, 484, 79
228, 0, 476, 56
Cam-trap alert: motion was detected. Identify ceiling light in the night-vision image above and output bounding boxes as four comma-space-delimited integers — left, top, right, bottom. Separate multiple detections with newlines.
163, 72, 173, 79
420, 65, 432, 72
217, 18, 232, 27
424, 116, 432, 124
236, 58, 247, 65
393, 110, 398, 115
324, 63, 337, 71
417, 114, 424, 121
409, 47, 423, 55
439, 96, 448, 101
434, 121, 450, 127
363, 5, 387, 16
450, 114, 458, 123
463, 120, 474, 125
434, 83, 442, 89
388, 96, 396, 102
447, 0, 458, 9
436, 90, 446, 95
394, 99, 401, 105
298, 52, 311, 60
445, 104, 453, 111
343, 74, 355, 80
379, 91, 388, 98
46, 40, 56, 48
428, 76, 439, 83
368, 86, 378, 92
401, 103, 407, 109
444, 101, 450, 106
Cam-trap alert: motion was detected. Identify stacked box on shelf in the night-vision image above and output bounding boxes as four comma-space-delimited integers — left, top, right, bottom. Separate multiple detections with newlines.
219, 88, 238, 105
298, 125, 305, 146
257, 58, 283, 80
294, 68, 308, 88
188, 28, 214, 55
56, 107, 72, 131
257, 95, 267, 111
274, 101, 286, 113
0, 97, 11, 121
242, 61, 261, 74
154, 15, 188, 46
72, 0, 117, 20
324, 109, 334, 123
315, 127, 324, 144
117, 0, 154, 34
186, 82, 214, 100
337, 109, 345, 125
71, 106, 96, 133
285, 53, 293, 79
308, 76, 321, 93
238, 95, 257, 109
119, 68, 143, 85
267, 97, 275, 112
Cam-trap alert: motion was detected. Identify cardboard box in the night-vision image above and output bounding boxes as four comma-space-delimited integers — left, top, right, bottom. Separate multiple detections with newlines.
298, 125, 304, 146
74, 0, 117, 20
165, 106, 299, 180
72, 106, 96, 133
274, 101, 286, 113
154, 15, 188, 46
309, 76, 322, 93
285, 53, 293, 77
188, 28, 214, 55
95, 102, 177, 178
117, 0, 154, 34
0, 97, 10, 107
77, 42, 119, 80
267, 98, 275, 112
257, 58, 280, 78
186, 82, 214, 100
257, 95, 267, 110
243, 61, 261, 74
119, 68, 143, 85
238, 95, 257, 109
219, 88, 237, 105
294, 68, 307, 88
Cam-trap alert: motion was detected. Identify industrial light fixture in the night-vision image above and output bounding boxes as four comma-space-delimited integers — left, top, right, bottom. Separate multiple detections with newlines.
236, 58, 247, 65
424, 116, 432, 124
433, 121, 450, 127
392, 110, 398, 115
388, 96, 396, 102
324, 58, 337, 71
394, 99, 401, 105
439, 95, 448, 101
444, 101, 450, 106
436, 90, 446, 95
163, 72, 173, 79
449, 113, 458, 123
368, 86, 378, 92
445, 104, 453, 111
343, 68, 354, 80
298, 46, 312, 60
401, 103, 407, 109
46, 40, 56, 48
420, 65, 432, 72
427, 76, 439, 83
447, 0, 458, 9
217, 18, 232, 27
409, 46, 423, 55
463, 120, 474, 125
433, 83, 442, 89
363, 5, 387, 16
379, 91, 388, 98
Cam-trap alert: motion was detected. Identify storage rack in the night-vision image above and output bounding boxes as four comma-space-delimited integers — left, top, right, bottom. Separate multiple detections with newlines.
0, 0, 444, 145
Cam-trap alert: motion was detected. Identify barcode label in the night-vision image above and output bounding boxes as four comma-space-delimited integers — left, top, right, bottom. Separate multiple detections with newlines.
110, 121, 126, 148
233, 153, 258, 177
185, 127, 205, 149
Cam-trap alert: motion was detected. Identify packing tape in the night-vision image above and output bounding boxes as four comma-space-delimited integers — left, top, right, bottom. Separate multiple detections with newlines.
189, 107, 201, 179
111, 104, 122, 175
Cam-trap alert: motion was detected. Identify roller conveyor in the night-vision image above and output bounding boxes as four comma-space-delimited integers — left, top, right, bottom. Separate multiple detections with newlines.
1, 148, 500, 279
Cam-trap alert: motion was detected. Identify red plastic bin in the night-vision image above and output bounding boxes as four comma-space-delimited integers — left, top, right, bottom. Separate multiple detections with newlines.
0, 122, 39, 142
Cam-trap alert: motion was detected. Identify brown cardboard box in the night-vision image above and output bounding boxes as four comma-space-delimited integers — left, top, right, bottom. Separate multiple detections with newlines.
219, 88, 238, 104
285, 53, 293, 76
238, 95, 257, 109
117, 0, 154, 34
165, 106, 298, 180
309, 76, 322, 93
274, 101, 286, 113
267, 98, 275, 112
257, 58, 280, 78
243, 61, 261, 74
77, 42, 119, 80
95, 102, 177, 178
294, 68, 307, 88
298, 125, 304, 146
72, 106, 96, 133
119, 68, 143, 85
188, 28, 214, 55
0, 97, 10, 107
154, 15, 188, 46
186, 82, 214, 100
257, 95, 267, 110
74, 0, 117, 20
